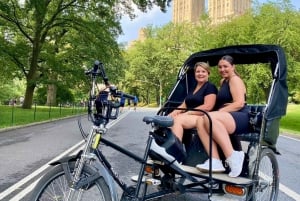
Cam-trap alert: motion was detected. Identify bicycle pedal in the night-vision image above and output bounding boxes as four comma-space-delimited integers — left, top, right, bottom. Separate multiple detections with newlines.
145, 178, 161, 186
131, 175, 161, 185
131, 175, 149, 182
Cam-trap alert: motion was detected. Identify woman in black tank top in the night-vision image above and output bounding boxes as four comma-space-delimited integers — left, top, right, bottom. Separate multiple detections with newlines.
196, 55, 249, 178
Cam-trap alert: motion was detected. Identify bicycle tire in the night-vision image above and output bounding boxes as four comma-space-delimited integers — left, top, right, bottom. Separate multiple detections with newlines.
30, 162, 112, 201
249, 148, 279, 201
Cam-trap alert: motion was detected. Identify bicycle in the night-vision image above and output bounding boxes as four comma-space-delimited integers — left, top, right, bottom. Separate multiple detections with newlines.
30, 44, 288, 201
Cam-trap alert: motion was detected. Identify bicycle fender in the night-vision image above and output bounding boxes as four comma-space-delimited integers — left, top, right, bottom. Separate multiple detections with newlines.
49, 150, 82, 166
92, 160, 119, 201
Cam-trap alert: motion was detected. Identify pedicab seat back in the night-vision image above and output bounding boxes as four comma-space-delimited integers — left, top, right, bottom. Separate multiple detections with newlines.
239, 104, 281, 148
236, 104, 265, 142
248, 104, 265, 133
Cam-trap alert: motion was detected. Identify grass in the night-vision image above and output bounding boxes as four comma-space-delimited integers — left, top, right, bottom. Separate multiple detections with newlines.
280, 104, 300, 135
0, 105, 86, 129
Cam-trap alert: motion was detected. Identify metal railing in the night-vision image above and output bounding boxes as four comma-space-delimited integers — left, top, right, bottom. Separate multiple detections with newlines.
0, 102, 87, 129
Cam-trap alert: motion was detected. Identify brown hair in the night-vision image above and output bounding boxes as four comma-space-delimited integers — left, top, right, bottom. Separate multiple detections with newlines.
220, 55, 240, 77
194, 62, 210, 74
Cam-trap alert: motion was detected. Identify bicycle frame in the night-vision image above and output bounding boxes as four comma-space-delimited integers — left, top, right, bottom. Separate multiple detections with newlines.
72, 114, 213, 201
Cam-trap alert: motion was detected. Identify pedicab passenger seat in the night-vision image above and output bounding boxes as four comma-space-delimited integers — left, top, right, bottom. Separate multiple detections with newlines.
236, 104, 266, 143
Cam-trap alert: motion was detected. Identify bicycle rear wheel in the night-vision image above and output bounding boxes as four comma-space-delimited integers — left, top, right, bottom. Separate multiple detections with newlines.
251, 148, 279, 201
30, 162, 112, 201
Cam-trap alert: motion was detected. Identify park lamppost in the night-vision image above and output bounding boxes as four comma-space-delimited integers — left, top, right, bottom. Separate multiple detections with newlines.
136, 80, 162, 108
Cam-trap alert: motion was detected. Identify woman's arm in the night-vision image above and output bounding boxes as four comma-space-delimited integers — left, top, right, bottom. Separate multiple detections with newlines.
169, 101, 187, 117
187, 94, 216, 115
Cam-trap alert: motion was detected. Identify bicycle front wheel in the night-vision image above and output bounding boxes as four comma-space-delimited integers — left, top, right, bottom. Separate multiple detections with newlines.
30, 162, 112, 201
253, 148, 279, 201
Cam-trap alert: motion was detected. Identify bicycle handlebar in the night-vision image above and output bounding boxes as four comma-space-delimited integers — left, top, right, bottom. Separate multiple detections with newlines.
85, 60, 135, 127
113, 90, 135, 100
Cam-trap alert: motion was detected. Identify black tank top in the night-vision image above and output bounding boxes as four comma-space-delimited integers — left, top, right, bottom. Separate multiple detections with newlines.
214, 80, 247, 110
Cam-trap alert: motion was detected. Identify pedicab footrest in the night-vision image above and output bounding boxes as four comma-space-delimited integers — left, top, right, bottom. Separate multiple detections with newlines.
179, 164, 254, 185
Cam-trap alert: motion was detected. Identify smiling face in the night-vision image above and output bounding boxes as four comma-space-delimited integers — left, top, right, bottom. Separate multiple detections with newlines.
194, 65, 209, 83
218, 59, 235, 79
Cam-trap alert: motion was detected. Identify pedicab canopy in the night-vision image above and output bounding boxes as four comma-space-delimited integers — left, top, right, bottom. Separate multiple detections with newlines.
172, 44, 288, 121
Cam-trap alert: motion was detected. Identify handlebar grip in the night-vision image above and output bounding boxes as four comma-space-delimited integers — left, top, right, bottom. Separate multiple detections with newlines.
122, 93, 135, 100
94, 60, 100, 73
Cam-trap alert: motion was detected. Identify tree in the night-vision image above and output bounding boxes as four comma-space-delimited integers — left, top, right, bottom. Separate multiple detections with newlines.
124, 23, 198, 105
0, 0, 172, 108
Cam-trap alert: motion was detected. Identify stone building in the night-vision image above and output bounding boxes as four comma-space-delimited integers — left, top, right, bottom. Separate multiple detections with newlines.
172, 0, 251, 25
172, 0, 205, 24
208, 0, 251, 25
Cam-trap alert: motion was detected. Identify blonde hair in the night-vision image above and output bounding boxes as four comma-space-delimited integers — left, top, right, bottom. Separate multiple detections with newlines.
194, 62, 210, 74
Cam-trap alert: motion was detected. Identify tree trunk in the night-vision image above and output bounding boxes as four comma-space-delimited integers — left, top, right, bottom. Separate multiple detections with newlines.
46, 84, 57, 106
22, 82, 36, 109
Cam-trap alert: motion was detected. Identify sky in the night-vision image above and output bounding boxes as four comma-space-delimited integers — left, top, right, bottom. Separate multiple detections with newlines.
117, 0, 300, 43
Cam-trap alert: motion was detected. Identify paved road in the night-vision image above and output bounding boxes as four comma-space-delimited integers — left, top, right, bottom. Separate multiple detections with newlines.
0, 108, 300, 201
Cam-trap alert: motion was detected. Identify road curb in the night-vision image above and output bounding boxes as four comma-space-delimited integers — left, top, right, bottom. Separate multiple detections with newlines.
281, 132, 300, 140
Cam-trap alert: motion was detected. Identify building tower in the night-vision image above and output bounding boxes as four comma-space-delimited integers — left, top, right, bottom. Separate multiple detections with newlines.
172, 0, 205, 24
208, 0, 251, 25
137, 28, 147, 42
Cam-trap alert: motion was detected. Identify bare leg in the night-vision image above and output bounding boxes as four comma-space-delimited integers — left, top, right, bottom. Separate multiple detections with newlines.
196, 112, 245, 177
171, 117, 184, 141
197, 116, 220, 158
171, 113, 199, 141
198, 112, 236, 158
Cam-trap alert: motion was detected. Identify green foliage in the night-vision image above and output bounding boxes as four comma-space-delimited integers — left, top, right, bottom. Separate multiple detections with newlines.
289, 90, 300, 104
0, 79, 26, 104
124, 23, 198, 105
35, 85, 75, 105
2, 0, 300, 109
0, 0, 171, 108
56, 86, 75, 104
34, 87, 47, 105
123, 0, 300, 106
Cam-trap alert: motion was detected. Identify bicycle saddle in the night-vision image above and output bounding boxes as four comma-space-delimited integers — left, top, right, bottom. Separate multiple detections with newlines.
143, 115, 173, 127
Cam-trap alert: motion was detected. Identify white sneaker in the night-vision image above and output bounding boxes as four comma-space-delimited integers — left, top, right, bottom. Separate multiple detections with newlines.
196, 158, 225, 173
226, 151, 245, 177
150, 140, 183, 170
150, 140, 175, 162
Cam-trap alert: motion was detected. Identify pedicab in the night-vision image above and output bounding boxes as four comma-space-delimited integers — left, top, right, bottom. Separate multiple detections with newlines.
151, 44, 288, 201
30, 44, 288, 201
